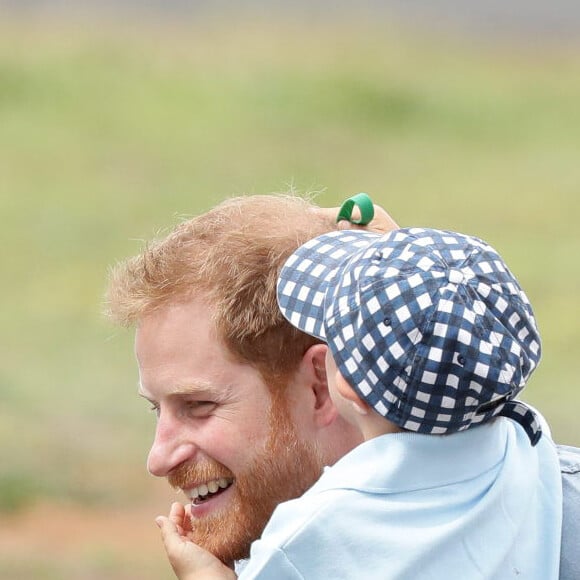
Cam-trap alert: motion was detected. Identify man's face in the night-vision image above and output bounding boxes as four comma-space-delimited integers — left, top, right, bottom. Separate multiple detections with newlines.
136, 299, 322, 564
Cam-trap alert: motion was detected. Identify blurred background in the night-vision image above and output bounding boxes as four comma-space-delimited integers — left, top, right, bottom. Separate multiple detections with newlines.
1, 1, 579, 578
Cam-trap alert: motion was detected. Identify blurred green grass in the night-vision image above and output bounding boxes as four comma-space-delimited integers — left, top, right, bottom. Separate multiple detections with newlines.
1, 13, 579, 523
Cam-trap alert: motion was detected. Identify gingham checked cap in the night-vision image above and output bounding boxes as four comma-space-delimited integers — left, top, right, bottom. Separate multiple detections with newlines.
277, 227, 542, 445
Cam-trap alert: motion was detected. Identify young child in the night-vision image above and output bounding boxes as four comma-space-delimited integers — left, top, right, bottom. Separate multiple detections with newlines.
156, 227, 562, 579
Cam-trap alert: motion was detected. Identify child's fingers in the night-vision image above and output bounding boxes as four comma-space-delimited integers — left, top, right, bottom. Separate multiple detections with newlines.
156, 515, 185, 553
318, 204, 399, 233
169, 501, 186, 527
156, 516, 236, 579
157, 502, 192, 539
336, 204, 399, 233
182, 503, 193, 534
156, 516, 196, 578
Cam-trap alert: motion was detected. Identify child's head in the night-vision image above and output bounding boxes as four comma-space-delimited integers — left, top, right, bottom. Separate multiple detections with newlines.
277, 227, 542, 445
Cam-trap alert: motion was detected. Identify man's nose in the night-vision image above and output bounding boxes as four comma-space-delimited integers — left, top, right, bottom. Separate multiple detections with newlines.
147, 412, 196, 477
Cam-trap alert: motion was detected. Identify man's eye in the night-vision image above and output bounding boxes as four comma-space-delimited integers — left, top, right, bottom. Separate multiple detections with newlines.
148, 403, 160, 417
185, 401, 217, 417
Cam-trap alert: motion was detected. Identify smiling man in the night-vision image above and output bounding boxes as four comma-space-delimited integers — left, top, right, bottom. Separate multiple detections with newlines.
106, 194, 384, 564
135, 298, 323, 563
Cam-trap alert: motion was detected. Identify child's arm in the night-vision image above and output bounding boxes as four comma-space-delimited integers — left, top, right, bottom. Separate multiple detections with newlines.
156, 502, 236, 580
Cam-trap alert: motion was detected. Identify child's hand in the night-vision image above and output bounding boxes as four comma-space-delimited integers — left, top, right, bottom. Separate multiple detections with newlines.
156, 502, 236, 580
318, 203, 399, 234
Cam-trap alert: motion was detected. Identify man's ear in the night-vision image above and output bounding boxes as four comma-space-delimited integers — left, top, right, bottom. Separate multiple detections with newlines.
295, 343, 339, 428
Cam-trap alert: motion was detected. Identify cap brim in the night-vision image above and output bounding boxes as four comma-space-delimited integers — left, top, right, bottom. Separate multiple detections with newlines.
277, 229, 381, 340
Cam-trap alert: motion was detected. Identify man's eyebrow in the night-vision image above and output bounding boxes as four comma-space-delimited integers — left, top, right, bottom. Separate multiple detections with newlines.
138, 381, 234, 400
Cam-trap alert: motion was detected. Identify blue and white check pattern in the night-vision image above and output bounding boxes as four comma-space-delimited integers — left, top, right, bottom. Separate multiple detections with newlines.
277, 227, 542, 445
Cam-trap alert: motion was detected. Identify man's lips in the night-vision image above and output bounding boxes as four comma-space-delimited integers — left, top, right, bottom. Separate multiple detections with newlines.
183, 477, 234, 505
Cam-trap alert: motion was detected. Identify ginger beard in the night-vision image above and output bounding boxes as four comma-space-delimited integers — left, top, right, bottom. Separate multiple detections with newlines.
167, 388, 323, 565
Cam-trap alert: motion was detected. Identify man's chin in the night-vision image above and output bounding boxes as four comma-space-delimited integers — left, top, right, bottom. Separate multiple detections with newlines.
187, 491, 269, 564
188, 452, 322, 564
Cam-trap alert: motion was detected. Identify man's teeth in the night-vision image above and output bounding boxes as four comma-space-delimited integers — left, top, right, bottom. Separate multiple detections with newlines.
187, 478, 231, 501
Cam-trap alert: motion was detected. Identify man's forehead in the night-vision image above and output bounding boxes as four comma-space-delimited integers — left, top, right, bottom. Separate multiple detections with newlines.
136, 299, 214, 333
134, 300, 222, 361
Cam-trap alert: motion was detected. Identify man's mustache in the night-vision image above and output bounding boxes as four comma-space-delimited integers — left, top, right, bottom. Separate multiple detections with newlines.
167, 460, 234, 490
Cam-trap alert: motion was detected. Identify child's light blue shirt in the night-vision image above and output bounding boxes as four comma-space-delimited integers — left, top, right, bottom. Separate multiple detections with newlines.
239, 418, 562, 579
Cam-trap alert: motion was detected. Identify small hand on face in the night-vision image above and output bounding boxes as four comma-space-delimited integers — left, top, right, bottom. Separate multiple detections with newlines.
156, 502, 237, 580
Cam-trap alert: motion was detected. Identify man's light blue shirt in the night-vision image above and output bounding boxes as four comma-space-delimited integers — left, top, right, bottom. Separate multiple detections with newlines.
239, 418, 562, 579
558, 444, 580, 579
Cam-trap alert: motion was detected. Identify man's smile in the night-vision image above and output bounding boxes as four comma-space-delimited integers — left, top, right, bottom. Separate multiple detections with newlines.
184, 477, 234, 505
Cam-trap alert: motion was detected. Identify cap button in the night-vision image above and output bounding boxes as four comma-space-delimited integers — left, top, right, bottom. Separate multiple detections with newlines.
448, 269, 464, 284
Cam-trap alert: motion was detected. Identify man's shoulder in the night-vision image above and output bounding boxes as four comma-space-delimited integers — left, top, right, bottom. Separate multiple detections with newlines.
558, 444, 580, 475
557, 444, 580, 580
